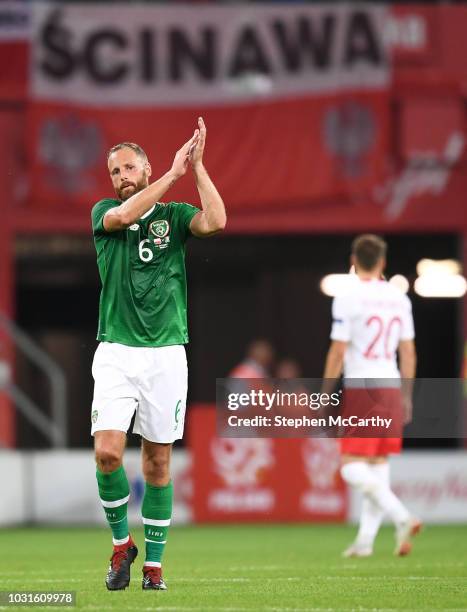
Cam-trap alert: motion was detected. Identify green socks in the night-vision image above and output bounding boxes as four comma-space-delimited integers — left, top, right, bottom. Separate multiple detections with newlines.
142, 481, 173, 567
96, 465, 130, 545
96, 466, 173, 565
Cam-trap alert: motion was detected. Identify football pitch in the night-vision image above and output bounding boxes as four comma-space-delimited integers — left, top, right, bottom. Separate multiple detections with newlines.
1, 525, 466, 611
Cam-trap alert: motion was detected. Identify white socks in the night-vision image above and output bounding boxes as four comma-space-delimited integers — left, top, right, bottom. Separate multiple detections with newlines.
354, 464, 388, 547
341, 461, 410, 538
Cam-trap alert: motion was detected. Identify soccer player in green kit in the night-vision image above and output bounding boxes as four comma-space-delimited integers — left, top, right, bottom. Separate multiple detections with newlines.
90, 117, 226, 591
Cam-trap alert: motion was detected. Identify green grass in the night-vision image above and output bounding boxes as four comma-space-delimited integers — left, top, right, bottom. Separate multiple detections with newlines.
1, 525, 466, 611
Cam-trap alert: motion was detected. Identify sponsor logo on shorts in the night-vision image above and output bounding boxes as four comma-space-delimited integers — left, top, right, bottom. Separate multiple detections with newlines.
91, 409, 98, 424
174, 400, 181, 431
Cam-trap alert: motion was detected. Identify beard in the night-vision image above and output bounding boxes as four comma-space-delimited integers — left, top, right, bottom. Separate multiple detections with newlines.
116, 175, 148, 201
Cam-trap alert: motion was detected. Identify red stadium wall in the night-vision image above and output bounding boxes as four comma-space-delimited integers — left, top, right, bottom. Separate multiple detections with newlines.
0, 111, 18, 447
1, 3, 467, 234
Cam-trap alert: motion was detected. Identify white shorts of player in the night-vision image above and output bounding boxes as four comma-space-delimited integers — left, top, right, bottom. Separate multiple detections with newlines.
91, 342, 187, 444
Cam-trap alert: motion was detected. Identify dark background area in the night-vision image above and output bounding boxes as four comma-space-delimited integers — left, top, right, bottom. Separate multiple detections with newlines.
15, 232, 462, 449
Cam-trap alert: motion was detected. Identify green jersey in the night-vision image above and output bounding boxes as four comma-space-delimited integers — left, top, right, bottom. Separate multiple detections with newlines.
91, 199, 199, 347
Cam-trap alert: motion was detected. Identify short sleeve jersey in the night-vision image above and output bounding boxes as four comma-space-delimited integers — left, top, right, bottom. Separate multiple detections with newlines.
330, 278, 415, 378
91, 199, 199, 347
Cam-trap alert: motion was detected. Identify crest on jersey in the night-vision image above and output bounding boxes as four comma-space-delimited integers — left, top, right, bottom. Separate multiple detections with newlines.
150, 220, 170, 238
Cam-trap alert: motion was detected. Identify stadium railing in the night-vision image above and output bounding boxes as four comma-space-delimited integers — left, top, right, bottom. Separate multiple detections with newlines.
0, 313, 67, 448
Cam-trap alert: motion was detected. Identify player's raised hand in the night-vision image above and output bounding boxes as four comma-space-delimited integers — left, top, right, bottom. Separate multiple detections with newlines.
189, 117, 206, 169
171, 129, 199, 178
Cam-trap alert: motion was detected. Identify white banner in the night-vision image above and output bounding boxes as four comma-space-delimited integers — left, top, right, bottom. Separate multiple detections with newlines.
4, 449, 465, 525
0, 449, 191, 526
0, 452, 27, 524
348, 451, 467, 524
31, 3, 389, 106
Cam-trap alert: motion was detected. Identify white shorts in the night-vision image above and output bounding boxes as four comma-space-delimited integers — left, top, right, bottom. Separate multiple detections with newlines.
91, 342, 188, 444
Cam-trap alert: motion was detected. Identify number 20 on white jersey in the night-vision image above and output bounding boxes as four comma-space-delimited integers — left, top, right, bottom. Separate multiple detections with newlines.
330, 279, 415, 378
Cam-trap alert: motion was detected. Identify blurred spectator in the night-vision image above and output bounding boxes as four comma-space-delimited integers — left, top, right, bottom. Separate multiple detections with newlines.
229, 339, 275, 379
273, 358, 309, 434
225, 340, 275, 425
275, 358, 302, 380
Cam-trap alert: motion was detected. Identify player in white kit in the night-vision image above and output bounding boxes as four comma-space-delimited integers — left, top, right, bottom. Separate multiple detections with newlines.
323, 235, 422, 556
